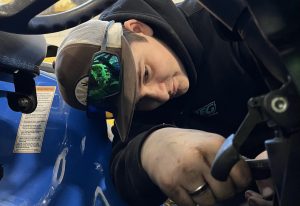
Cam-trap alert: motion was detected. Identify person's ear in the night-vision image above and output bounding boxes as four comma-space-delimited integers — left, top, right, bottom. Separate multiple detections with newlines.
123, 19, 154, 36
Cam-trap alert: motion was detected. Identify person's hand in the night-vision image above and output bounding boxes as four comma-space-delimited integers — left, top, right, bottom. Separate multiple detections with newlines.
245, 190, 273, 206
141, 127, 251, 206
245, 151, 274, 206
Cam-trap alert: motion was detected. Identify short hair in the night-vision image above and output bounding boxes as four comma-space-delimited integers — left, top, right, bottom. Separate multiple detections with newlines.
123, 28, 147, 44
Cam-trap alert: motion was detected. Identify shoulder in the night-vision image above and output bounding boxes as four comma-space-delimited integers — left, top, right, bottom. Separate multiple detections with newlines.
177, 0, 206, 19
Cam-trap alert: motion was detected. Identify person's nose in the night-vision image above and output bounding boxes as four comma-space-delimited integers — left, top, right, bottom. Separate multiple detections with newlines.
140, 82, 170, 102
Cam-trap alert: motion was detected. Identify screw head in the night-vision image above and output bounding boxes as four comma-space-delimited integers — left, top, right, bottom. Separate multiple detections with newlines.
271, 96, 288, 113
18, 98, 30, 108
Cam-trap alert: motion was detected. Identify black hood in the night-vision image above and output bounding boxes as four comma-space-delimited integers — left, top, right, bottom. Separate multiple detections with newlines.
101, 0, 204, 88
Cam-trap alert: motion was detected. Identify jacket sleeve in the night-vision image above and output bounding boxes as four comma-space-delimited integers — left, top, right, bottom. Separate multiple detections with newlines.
110, 124, 174, 206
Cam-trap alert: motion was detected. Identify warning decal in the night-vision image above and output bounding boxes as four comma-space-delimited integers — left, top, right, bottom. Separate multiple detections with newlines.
14, 86, 56, 153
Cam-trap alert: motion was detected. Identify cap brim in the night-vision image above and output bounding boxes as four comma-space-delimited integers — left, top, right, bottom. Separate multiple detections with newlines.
115, 35, 137, 142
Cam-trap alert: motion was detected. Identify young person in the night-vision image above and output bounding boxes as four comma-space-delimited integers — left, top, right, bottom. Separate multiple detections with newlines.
55, 0, 273, 205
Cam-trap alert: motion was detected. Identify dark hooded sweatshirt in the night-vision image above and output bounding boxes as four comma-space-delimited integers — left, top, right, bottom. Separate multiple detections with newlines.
101, 0, 270, 205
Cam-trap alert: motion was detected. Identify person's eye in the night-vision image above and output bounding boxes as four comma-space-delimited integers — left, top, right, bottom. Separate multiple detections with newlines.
143, 66, 149, 84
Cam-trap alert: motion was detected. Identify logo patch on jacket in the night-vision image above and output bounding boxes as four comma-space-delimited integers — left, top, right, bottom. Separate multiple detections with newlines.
194, 101, 218, 117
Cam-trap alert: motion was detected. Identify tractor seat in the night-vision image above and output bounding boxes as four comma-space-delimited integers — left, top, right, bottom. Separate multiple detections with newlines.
0, 31, 47, 75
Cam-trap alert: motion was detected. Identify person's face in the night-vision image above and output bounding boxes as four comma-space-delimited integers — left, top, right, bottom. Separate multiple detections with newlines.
124, 20, 190, 111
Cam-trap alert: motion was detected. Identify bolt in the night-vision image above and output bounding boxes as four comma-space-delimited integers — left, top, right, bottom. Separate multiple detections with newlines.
18, 98, 30, 108
271, 96, 288, 113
